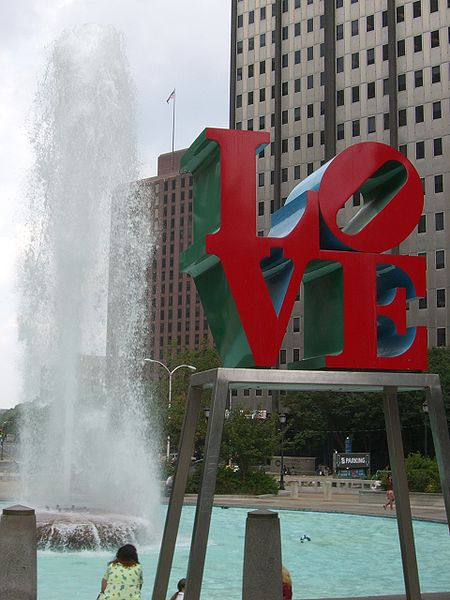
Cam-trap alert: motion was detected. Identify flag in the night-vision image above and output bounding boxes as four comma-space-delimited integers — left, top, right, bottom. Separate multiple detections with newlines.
166, 89, 175, 103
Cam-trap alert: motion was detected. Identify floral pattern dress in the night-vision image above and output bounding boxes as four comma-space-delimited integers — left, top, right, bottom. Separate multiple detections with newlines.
102, 562, 143, 600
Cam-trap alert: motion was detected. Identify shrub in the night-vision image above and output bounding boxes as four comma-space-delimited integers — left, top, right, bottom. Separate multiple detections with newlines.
186, 465, 278, 495
405, 452, 441, 493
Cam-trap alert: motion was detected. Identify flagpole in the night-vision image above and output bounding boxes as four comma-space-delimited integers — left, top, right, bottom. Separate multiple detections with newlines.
171, 90, 176, 168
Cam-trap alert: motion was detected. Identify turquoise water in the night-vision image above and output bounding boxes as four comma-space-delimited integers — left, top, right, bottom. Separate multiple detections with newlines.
4, 504, 450, 599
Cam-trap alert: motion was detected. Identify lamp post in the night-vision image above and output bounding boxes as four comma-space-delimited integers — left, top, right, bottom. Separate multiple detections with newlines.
144, 358, 196, 460
422, 401, 429, 457
278, 413, 287, 490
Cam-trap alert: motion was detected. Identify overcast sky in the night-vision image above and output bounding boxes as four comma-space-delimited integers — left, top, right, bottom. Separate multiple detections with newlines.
0, 0, 230, 409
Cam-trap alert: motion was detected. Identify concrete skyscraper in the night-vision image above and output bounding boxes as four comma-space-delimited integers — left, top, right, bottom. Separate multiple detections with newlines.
230, 0, 449, 384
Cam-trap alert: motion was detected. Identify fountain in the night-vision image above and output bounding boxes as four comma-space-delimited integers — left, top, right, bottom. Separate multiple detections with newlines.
17, 24, 159, 549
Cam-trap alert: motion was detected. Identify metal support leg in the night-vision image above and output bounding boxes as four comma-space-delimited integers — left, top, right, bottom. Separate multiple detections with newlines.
426, 380, 450, 530
383, 386, 421, 600
152, 384, 202, 600
184, 371, 230, 600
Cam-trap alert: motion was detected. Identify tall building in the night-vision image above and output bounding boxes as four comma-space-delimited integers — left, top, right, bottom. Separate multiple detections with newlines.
144, 150, 213, 363
230, 0, 450, 389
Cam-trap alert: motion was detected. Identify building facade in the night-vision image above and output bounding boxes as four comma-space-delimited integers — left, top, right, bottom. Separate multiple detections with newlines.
230, 0, 450, 382
144, 150, 213, 363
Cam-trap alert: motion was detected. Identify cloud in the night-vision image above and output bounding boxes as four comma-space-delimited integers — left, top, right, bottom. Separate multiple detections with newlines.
0, 0, 230, 408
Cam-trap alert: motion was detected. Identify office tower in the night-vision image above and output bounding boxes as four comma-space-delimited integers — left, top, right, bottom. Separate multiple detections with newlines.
230, 0, 450, 393
144, 150, 213, 363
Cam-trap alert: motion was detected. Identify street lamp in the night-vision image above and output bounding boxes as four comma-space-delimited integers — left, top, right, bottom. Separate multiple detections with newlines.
422, 401, 429, 457
144, 358, 196, 460
278, 413, 287, 490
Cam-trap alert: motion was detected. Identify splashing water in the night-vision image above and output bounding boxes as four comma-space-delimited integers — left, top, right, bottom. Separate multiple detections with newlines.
17, 25, 159, 546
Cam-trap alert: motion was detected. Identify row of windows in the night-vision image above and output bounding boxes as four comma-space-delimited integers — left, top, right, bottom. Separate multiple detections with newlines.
418, 212, 445, 233
162, 176, 192, 192
419, 289, 447, 309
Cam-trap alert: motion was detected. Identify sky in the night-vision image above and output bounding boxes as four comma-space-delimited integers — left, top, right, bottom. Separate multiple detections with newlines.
0, 0, 231, 409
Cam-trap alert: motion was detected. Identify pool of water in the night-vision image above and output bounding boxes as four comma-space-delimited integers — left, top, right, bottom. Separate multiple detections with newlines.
3, 503, 450, 599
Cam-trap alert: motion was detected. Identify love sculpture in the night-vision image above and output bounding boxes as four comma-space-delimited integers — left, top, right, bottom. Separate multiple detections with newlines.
180, 128, 427, 371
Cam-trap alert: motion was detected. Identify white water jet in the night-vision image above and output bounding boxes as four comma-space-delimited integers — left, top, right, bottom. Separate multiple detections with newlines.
17, 25, 159, 547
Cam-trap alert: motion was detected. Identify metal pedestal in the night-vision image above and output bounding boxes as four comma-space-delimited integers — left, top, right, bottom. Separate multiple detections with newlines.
152, 368, 450, 600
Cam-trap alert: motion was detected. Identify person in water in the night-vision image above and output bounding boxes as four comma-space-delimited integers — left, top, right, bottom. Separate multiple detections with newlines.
98, 544, 143, 600
282, 566, 293, 600
169, 578, 186, 600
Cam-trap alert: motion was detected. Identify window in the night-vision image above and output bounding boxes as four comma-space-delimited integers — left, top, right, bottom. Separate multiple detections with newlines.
247, 118, 253, 130
368, 116, 376, 133
397, 39, 405, 56
260, 61, 266, 75
295, 22, 301, 36
384, 113, 390, 130
413, 1, 421, 17
337, 56, 344, 72
435, 175, 443, 193
418, 296, 427, 309
382, 11, 388, 26
307, 18, 313, 32
260, 6, 266, 19
282, 26, 288, 40
436, 288, 445, 308
396, 5, 405, 22
383, 44, 389, 60
367, 15, 374, 31
336, 24, 343, 40
367, 82, 375, 99
237, 40, 243, 54
398, 109, 407, 127
352, 120, 360, 137
236, 94, 242, 108
248, 64, 254, 78
432, 65, 441, 83
249, 37, 254, 51
258, 173, 264, 187
281, 139, 288, 153
416, 141, 425, 159
249, 10, 254, 24
352, 86, 360, 102
282, 110, 288, 124
415, 105, 424, 123
259, 89, 265, 103
337, 90, 344, 106
282, 54, 288, 68
294, 136, 301, 150
294, 79, 300, 93
293, 317, 300, 332
307, 163, 314, 175
307, 133, 314, 147
414, 35, 422, 52
399, 144, 407, 157
418, 214, 426, 233
248, 91, 253, 105
383, 78, 389, 95
352, 52, 359, 68
336, 0, 343, 6
294, 165, 300, 179
307, 46, 313, 60
282, 0, 288, 11
293, 348, 300, 362
430, 0, 439, 12
337, 123, 344, 139
307, 104, 314, 118
295, 0, 300, 7
294, 50, 301, 64
353, 191, 361, 206
367, 48, 375, 64
258, 202, 264, 216
432, 101, 441, 119
415, 70, 424, 87
237, 14, 243, 27
259, 115, 265, 130
351, 20, 359, 36
436, 212, 444, 231
436, 250, 445, 269
294, 107, 301, 121
434, 138, 443, 156
431, 30, 440, 48
282, 82, 288, 96
281, 168, 288, 183
437, 328, 446, 347
260, 33, 266, 47
307, 74, 314, 89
